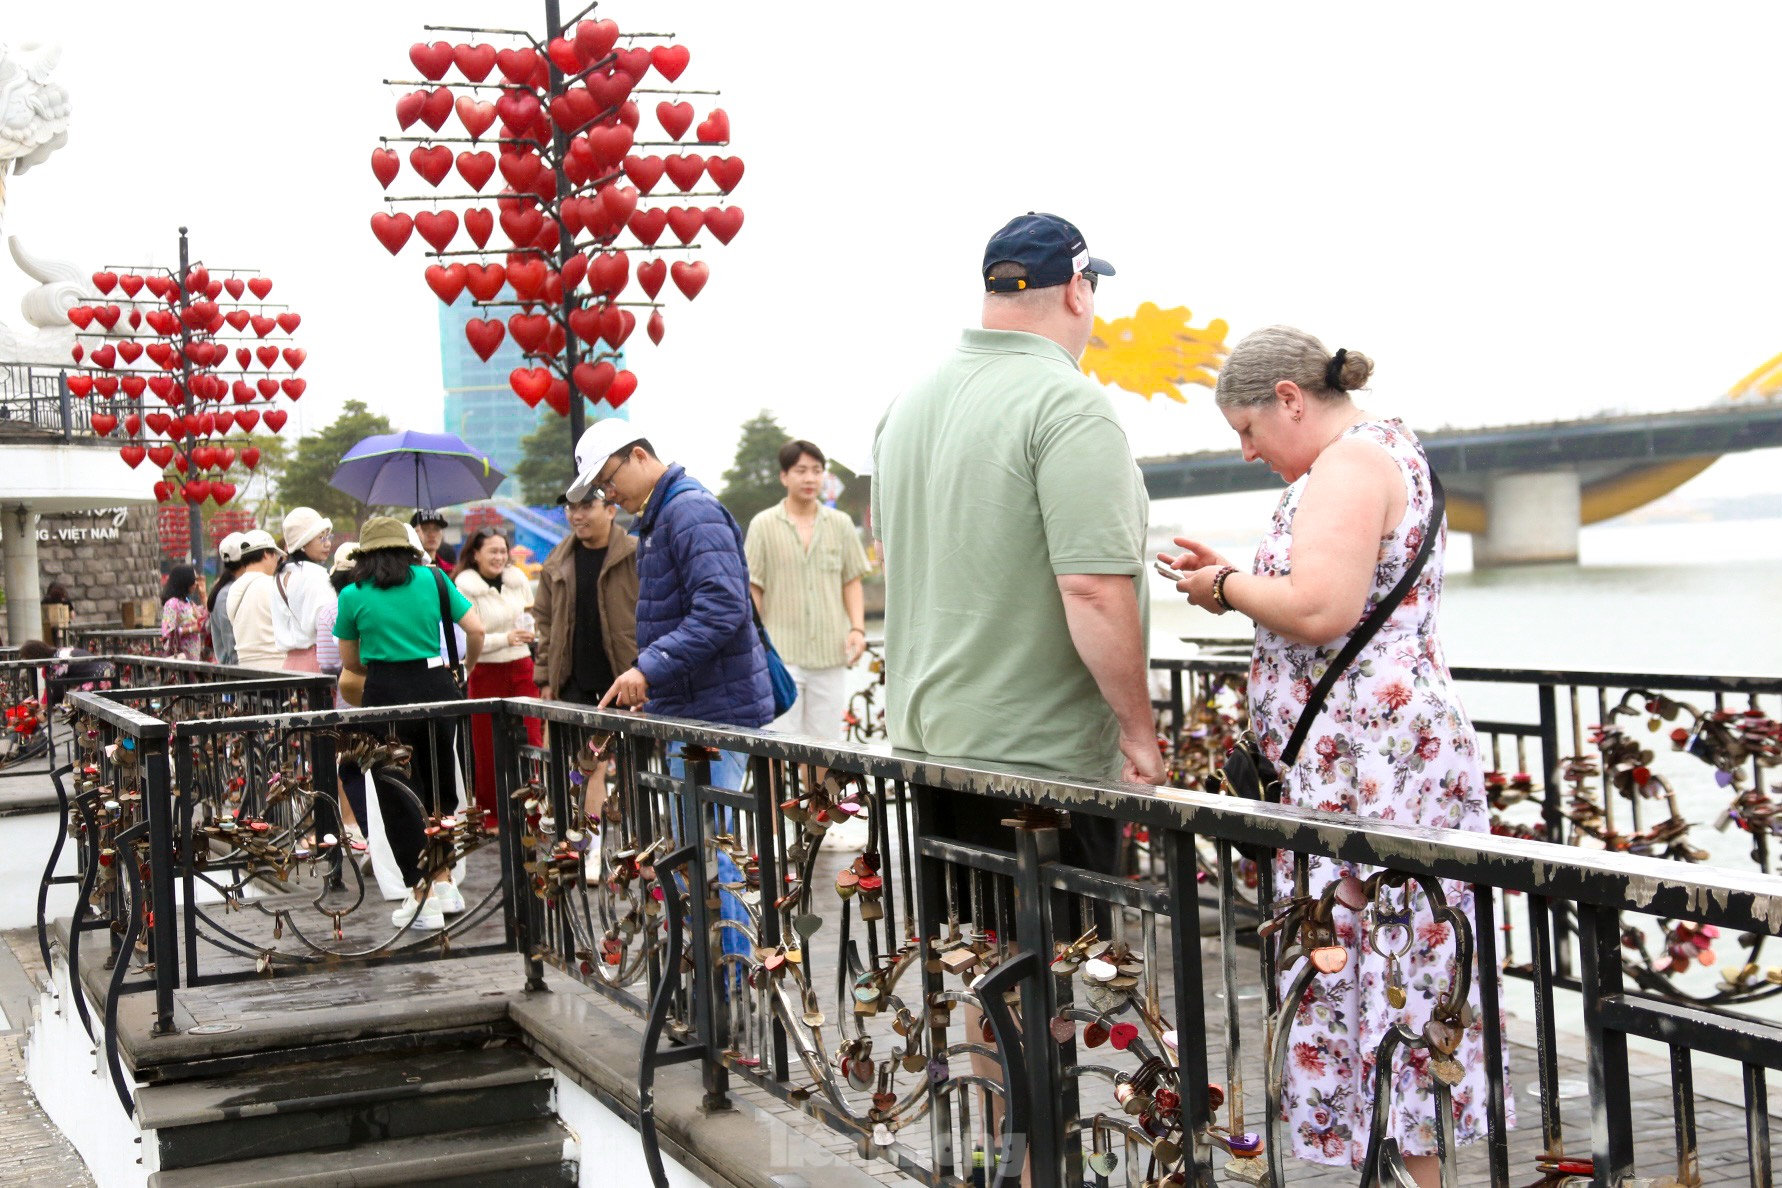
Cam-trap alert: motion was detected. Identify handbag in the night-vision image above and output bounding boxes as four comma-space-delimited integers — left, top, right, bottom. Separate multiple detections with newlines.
1211, 471, 1447, 815
753, 605, 798, 718
432, 567, 468, 693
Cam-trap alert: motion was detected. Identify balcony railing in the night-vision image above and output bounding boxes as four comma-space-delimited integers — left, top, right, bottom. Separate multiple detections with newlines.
0, 360, 139, 443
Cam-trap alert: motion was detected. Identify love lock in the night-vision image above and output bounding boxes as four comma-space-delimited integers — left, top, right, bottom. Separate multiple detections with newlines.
1088, 1116, 1119, 1178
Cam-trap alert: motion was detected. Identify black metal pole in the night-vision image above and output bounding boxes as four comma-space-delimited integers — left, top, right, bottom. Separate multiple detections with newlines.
175, 228, 203, 570
543, 0, 587, 455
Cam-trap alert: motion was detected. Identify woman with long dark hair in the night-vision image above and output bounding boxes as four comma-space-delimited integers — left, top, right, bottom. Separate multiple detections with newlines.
452, 528, 542, 815
159, 564, 207, 660
333, 517, 485, 931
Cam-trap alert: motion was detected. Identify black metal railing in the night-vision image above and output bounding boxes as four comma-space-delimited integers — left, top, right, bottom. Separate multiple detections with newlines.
77, 628, 165, 657
0, 360, 138, 442
40, 663, 1782, 1186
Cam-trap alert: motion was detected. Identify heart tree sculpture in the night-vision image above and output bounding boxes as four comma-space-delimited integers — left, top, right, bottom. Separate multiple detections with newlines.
371, 9, 743, 444
65, 228, 306, 565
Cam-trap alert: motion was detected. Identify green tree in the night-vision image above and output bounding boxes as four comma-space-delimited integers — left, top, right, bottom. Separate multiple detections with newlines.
719, 410, 790, 528
514, 413, 579, 506
276, 400, 396, 527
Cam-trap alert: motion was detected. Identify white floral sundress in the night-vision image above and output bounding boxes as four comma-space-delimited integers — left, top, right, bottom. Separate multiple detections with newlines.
1248, 419, 1512, 1168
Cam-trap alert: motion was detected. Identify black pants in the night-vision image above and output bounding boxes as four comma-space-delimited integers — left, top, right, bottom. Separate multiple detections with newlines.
363, 660, 464, 886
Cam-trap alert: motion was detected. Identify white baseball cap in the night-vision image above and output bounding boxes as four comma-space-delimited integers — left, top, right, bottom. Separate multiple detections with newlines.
565, 419, 641, 503
234, 529, 284, 558
217, 531, 248, 563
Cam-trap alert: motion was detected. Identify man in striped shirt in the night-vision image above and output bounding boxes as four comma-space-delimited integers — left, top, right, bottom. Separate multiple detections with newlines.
745, 439, 871, 740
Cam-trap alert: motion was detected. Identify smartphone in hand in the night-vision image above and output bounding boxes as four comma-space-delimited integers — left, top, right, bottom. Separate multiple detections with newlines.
1153, 560, 1186, 583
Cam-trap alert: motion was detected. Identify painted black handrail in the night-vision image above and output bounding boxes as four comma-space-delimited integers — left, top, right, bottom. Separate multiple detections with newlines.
972, 951, 1037, 1186
639, 843, 697, 1188
105, 819, 150, 1117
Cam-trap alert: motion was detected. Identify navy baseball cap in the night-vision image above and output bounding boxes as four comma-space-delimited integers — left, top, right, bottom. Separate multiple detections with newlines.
983, 212, 1115, 292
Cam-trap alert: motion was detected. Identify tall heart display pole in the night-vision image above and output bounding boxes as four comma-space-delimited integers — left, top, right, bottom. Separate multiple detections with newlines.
67, 228, 306, 568
372, 1, 745, 465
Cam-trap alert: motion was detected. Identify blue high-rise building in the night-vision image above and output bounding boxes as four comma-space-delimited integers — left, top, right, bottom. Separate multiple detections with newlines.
438, 293, 626, 499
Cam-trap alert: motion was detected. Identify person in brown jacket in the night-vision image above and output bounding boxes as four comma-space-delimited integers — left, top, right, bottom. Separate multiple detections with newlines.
533, 492, 640, 706
534, 492, 639, 823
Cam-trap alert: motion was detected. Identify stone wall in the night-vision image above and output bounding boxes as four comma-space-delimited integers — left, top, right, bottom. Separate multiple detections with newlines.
0, 506, 162, 631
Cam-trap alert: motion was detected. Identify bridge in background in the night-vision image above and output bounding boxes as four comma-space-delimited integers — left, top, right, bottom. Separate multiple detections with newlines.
1139, 401, 1782, 565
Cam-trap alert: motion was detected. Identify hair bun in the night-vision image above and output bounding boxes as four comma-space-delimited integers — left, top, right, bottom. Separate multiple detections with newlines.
1329, 348, 1374, 392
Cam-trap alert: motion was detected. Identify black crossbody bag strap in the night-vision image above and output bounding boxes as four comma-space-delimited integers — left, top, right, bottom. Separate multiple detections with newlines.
1278, 471, 1445, 768
432, 567, 462, 674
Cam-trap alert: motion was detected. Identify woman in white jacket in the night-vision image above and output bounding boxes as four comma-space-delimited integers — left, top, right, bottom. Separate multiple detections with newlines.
273, 507, 337, 672
453, 529, 543, 815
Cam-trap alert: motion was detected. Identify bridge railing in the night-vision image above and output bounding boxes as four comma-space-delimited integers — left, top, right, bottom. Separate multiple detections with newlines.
0, 361, 138, 442
44, 671, 1782, 1185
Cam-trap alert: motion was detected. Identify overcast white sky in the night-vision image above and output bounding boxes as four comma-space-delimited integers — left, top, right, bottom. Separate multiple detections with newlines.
5, 1, 1781, 501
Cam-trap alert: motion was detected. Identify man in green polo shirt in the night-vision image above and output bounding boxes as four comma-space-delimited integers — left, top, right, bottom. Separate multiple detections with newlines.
873, 212, 1163, 817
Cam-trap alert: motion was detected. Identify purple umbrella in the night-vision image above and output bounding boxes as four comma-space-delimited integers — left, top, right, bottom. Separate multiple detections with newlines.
327, 430, 505, 508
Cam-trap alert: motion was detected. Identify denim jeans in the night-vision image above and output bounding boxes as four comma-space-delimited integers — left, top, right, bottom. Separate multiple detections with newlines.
666, 746, 751, 963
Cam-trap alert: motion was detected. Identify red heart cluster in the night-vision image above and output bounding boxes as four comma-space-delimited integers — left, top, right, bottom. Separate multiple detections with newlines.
68, 262, 306, 506
375, 17, 746, 419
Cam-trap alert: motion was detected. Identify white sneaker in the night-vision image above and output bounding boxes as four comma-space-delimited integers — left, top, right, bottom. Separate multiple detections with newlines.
392, 893, 445, 931
433, 881, 466, 914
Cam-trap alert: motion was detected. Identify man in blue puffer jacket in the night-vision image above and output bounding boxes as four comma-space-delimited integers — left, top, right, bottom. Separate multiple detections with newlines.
567, 421, 774, 727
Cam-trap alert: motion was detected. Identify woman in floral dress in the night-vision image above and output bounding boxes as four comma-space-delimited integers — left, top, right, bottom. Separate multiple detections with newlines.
1161, 326, 1509, 1182
159, 565, 208, 661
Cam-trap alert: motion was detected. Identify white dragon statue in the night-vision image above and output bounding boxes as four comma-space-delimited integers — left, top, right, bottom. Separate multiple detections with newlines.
0, 38, 82, 365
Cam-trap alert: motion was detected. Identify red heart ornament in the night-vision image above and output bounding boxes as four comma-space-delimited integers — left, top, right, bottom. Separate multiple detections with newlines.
506, 257, 550, 300
550, 89, 598, 136
590, 250, 629, 296
276, 312, 301, 333
647, 308, 665, 344
560, 253, 589, 292
465, 318, 506, 360
464, 208, 494, 248
257, 378, 280, 397
456, 96, 497, 140
425, 264, 468, 304
586, 71, 635, 114
235, 409, 260, 432
370, 212, 415, 254
395, 90, 426, 129
409, 41, 455, 80
409, 144, 454, 186
546, 37, 581, 74
572, 361, 614, 398
183, 480, 210, 504
282, 379, 307, 400
371, 148, 400, 188
613, 47, 651, 81
656, 101, 694, 140
670, 260, 709, 300
623, 155, 665, 193
498, 150, 543, 190
696, 108, 730, 144
599, 184, 640, 226
263, 410, 288, 433
453, 42, 497, 82
464, 263, 506, 301
704, 206, 745, 245
248, 277, 272, 299
495, 47, 539, 85
456, 150, 495, 191
241, 447, 261, 470
416, 209, 459, 251
508, 313, 553, 353
225, 310, 251, 331
91, 271, 118, 294
90, 413, 118, 436
148, 412, 175, 436
575, 19, 619, 62
94, 375, 119, 397
706, 156, 745, 193
606, 369, 637, 408
420, 86, 454, 131
499, 207, 545, 247
91, 344, 117, 370
118, 445, 146, 468
148, 445, 174, 467
153, 481, 173, 503
665, 207, 704, 244
249, 315, 276, 337
223, 277, 246, 299
94, 304, 122, 329
568, 306, 602, 344
255, 345, 280, 369
117, 340, 144, 364
543, 378, 571, 417
213, 411, 235, 433
663, 154, 705, 192
282, 348, 307, 371
122, 376, 147, 399
598, 307, 636, 349
636, 258, 666, 298
66, 305, 94, 329
210, 481, 236, 505
587, 122, 633, 165
650, 45, 690, 82
144, 275, 172, 298
119, 274, 144, 297
509, 367, 553, 407
67, 374, 94, 397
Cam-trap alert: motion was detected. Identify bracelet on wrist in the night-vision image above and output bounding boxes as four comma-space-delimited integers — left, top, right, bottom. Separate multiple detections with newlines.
848, 627, 865, 636
1211, 566, 1239, 612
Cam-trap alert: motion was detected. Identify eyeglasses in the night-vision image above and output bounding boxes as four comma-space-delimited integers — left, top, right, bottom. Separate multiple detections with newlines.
592, 452, 632, 501
1080, 270, 1099, 293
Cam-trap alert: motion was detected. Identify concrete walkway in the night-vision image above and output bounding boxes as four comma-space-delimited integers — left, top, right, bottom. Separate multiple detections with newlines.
0, 930, 94, 1186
